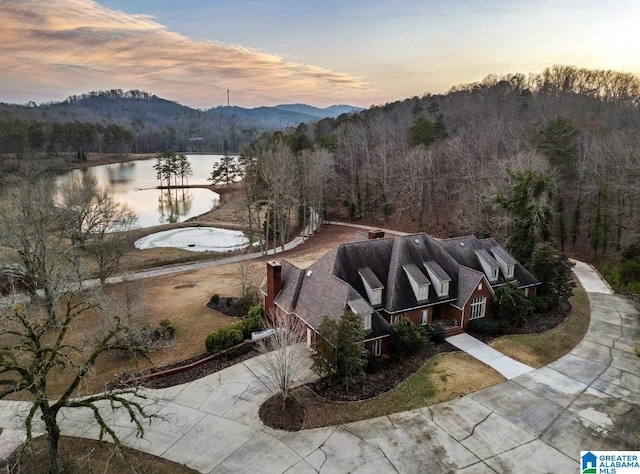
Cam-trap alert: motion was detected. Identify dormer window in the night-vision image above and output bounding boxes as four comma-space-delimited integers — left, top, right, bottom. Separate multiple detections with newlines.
362, 313, 372, 330
505, 264, 514, 279
475, 249, 500, 283
403, 264, 430, 302
424, 261, 451, 298
348, 298, 374, 331
358, 267, 383, 307
490, 246, 517, 281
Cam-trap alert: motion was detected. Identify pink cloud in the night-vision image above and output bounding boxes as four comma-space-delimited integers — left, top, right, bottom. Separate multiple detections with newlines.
0, 0, 372, 107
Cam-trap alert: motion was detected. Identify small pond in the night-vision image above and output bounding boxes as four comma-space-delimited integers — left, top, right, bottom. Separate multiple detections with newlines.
56, 154, 227, 228
134, 227, 250, 252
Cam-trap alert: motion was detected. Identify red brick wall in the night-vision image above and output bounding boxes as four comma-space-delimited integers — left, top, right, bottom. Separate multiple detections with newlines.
460, 280, 495, 329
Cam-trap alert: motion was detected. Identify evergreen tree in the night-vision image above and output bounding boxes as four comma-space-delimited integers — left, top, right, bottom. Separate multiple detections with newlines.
530, 243, 576, 311
408, 117, 436, 148
311, 309, 368, 390
497, 168, 553, 264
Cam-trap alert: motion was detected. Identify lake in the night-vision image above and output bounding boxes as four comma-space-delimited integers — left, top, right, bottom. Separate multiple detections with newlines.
57, 154, 225, 228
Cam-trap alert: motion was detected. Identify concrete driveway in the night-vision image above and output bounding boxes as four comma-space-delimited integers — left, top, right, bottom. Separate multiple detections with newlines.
1, 261, 638, 473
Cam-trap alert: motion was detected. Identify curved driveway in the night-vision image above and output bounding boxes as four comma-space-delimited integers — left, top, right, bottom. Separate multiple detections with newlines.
1, 264, 639, 472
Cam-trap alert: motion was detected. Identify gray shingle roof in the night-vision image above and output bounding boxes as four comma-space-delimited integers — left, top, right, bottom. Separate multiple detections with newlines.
348, 297, 374, 315
490, 246, 517, 265
385, 233, 460, 311
438, 236, 539, 288
272, 232, 538, 339
274, 260, 305, 312
475, 248, 499, 268
424, 260, 451, 282
403, 263, 430, 286
455, 266, 485, 309
358, 267, 384, 290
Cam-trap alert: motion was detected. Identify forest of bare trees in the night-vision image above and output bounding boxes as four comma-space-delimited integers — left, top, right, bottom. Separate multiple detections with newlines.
241, 66, 640, 268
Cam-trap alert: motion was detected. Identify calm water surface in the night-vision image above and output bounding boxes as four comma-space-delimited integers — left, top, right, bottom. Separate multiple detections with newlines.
57, 154, 225, 228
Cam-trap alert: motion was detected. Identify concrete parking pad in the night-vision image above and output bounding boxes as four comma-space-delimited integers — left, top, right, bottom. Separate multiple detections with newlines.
541, 409, 637, 457
210, 431, 302, 474
429, 397, 492, 440
484, 439, 576, 474
513, 366, 588, 408
459, 412, 535, 460
162, 414, 259, 473
471, 381, 565, 437
305, 426, 386, 473
347, 410, 480, 472
547, 353, 607, 385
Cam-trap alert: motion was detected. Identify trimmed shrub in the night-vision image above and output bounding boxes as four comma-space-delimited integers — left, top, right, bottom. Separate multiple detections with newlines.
224, 343, 253, 359
468, 319, 509, 336
237, 314, 263, 340
205, 326, 243, 354
389, 320, 429, 360
425, 323, 447, 344
366, 353, 386, 374
210, 294, 220, 305
158, 319, 176, 339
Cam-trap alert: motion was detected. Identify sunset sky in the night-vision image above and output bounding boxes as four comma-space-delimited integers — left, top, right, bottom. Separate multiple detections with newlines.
1, 0, 639, 108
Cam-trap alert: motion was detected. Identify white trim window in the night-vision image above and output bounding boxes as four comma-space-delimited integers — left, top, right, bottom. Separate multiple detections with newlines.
390, 314, 402, 324
470, 297, 487, 320
421, 310, 428, 326
372, 339, 382, 356
363, 313, 372, 330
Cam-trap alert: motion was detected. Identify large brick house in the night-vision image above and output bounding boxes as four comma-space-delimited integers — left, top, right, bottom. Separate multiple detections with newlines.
263, 231, 539, 357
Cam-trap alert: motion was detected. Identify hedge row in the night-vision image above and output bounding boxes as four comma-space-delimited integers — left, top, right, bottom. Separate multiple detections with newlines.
468, 319, 509, 336
204, 307, 263, 355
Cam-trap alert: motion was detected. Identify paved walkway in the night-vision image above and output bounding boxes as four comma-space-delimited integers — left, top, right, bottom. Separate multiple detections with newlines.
1, 261, 639, 472
446, 333, 534, 379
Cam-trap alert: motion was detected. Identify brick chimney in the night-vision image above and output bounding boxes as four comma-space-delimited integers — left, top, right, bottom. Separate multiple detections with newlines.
367, 229, 385, 240
265, 261, 282, 316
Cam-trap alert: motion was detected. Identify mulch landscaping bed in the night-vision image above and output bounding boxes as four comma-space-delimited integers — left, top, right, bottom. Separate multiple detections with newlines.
469, 299, 571, 343
514, 299, 572, 334
307, 341, 457, 402
117, 346, 260, 390
259, 396, 306, 431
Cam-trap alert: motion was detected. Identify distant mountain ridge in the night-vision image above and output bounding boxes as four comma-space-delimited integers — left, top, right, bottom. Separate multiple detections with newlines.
0, 89, 363, 152
210, 103, 362, 128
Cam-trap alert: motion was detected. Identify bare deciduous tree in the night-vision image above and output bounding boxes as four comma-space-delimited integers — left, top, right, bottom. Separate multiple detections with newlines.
0, 299, 155, 474
58, 172, 137, 286
0, 170, 153, 473
0, 169, 78, 323
248, 312, 307, 404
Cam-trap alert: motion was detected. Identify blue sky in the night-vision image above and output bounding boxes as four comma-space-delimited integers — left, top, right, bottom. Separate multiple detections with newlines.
1, 0, 639, 107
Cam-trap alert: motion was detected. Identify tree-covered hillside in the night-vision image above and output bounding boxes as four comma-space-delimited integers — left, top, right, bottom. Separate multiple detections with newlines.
242, 66, 640, 273
0, 90, 360, 159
